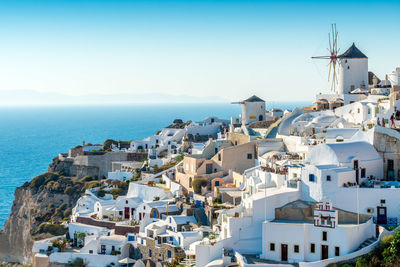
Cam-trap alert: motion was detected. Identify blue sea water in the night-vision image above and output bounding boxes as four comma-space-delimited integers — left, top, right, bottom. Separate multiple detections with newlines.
0, 102, 308, 228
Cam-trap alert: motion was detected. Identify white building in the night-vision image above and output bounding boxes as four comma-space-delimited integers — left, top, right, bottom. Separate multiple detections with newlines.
261, 200, 375, 263
233, 95, 266, 126
337, 43, 369, 95
388, 67, 400, 86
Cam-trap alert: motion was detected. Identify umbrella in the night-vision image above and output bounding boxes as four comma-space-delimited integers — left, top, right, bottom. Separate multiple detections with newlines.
118, 257, 136, 265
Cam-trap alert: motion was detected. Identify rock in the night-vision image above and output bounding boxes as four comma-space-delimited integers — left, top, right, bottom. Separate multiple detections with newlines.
0, 173, 83, 264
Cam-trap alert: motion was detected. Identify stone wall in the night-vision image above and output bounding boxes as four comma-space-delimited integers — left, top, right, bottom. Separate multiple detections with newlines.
76, 216, 115, 229
373, 126, 400, 180
138, 237, 185, 264
51, 151, 147, 179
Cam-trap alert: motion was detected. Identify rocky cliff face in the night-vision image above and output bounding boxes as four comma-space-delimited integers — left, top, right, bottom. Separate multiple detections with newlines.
0, 172, 84, 264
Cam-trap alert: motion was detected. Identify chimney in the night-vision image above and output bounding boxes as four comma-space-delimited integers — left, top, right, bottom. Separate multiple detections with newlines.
83, 140, 85, 147
386, 75, 389, 87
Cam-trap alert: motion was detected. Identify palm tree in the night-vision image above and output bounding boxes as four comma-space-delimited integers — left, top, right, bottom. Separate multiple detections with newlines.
51, 237, 67, 252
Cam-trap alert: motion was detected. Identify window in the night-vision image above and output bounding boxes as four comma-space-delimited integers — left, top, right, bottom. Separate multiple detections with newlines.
309, 174, 315, 182
326, 175, 331, 181
126, 200, 128, 204
335, 246, 340, 256
293, 173, 297, 178
168, 250, 172, 258
218, 154, 221, 161
357, 108, 360, 114
247, 153, 252, 159
322, 231, 328, 241
270, 243, 275, 251
89, 250, 93, 254
128, 235, 135, 242
235, 141, 238, 145
143, 206, 146, 210
215, 181, 220, 186
111, 245, 115, 252
361, 168, 366, 178
381, 199, 386, 204
149, 249, 152, 257
294, 245, 299, 253
368, 108, 371, 114
310, 243, 315, 253
189, 177, 192, 188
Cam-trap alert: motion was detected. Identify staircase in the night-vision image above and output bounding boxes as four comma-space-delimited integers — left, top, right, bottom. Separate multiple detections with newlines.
357, 237, 377, 250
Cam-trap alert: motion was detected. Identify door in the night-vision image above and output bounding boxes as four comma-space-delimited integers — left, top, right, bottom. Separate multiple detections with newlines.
124, 207, 130, 219
281, 244, 288, 261
377, 206, 387, 224
321, 245, 329, 260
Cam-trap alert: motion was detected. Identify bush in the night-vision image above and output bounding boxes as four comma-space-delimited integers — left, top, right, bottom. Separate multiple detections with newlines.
36, 223, 67, 236
84, 180, 102, 189
109, 188, 123, 199
64, 186, 75, 196
68, 257, 88, 267
81, 176, 97, 182
97, 189, 106, 198
191, 178, 208, 194
30, 172, 59, 189
51, 237, 67, 252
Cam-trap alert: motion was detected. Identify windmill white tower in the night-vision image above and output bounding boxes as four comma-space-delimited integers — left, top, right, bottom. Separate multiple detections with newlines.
337, 43, 368, 95
312, 25, 369, 96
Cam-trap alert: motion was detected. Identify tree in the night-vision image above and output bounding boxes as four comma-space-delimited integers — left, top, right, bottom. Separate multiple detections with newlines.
191, 178, 208, 194
51, 237, 67, 252
68, 257, 88, 267
77, 232, 86, 247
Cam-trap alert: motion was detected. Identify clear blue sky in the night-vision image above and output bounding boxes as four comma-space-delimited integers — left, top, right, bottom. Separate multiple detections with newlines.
0, 0, 399, 102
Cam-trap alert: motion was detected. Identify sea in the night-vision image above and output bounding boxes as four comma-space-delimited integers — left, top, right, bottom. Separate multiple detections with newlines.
0, 102, 309, 228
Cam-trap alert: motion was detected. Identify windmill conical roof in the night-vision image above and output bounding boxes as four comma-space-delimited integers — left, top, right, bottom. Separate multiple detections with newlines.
244, 95, 265, 102
338, 43, 367, 59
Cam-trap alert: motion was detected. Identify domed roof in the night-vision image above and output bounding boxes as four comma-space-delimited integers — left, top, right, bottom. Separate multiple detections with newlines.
339, 43, 367, 59
244, 95, 265, 102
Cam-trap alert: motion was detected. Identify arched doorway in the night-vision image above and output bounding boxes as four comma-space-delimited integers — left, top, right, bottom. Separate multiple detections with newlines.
258, 115, 263, 121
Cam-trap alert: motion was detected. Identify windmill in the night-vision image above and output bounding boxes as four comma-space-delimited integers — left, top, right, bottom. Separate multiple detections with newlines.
312, 24, 339, 91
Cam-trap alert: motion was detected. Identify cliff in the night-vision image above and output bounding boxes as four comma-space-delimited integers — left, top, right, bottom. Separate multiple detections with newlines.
0, 172, 86, 264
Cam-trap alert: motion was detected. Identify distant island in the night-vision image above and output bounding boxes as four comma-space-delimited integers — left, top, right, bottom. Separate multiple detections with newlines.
0, 90, 228, 106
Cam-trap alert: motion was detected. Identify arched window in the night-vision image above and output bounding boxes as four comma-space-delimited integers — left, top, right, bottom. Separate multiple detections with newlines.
189, 177, 192, 188
259, 115, 263, 121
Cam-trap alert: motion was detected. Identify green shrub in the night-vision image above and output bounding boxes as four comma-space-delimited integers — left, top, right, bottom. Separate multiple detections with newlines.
51, 237, 67, 252
97, 189, 106, 198
30, 172, 59, 188
109, 188, 123, 199
81, 176, 96, 182
68, 257, 88, 267
64, 186, 75, 196
84, 180, 101, 189
36, 223, 67, 236
191, 178, 208, 194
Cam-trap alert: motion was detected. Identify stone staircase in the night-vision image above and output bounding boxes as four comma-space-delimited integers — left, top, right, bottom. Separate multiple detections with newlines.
357, 237, 377, 250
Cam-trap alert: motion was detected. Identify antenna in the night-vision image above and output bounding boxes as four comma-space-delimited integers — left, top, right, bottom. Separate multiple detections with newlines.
312, 24, 340, 92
